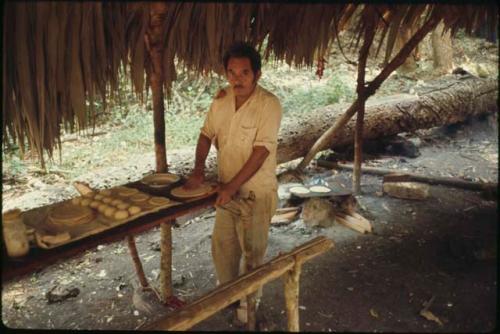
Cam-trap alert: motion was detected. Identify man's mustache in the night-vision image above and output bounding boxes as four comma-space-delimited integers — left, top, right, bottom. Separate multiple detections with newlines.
234, 85, 243, 89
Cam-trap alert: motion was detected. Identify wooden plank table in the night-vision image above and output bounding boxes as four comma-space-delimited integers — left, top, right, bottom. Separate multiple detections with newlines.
2, 182, 217, 283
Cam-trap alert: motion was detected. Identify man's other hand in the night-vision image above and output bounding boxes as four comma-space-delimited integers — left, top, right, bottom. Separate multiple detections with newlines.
215, 183, 238, 206
183, 171, 205, 190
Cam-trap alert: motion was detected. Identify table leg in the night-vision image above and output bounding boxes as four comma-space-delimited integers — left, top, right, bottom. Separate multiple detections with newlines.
160, 222, 173, 301
127, 235, 149, 288
159, 222, 187, 309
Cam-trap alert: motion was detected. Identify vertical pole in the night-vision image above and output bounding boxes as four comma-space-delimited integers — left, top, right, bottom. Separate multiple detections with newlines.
146, 2, 172, 302
160, 220, 173, 300
353, 11, 376, 194
147, 2, 168, 173
353, 104, 365, 194
284, 262, 302, 332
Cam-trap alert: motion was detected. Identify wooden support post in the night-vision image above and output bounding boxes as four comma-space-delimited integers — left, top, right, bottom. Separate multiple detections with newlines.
353, 12, 376, 194
147, 3, 168, 173
146, 3, 173, 304
127, 235, 149, 288
284, 262, 302, 332
143, 237, 333, 331
159, 222, 172, 301
353, 103, 365, 194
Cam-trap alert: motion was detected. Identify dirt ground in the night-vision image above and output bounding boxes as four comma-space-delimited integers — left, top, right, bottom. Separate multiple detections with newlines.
2, 112, 498, 331
2, 32, 498, 332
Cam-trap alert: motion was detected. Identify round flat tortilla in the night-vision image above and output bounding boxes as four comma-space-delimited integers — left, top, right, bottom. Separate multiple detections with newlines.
48, 204, 94, 225
141, 173, 180, 188
130, 193, 150, 203
148, 196, 171, 206
289, 186, 310, 195
117, 187, 139, 197
171, 183, 215, 198
309, 185, 331, 193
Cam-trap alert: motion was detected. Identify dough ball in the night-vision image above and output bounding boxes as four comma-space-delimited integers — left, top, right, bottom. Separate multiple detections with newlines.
98, 204, 109, 213
111, 199, 123, 206
102, 197, 113, 204
114, 210, 129, 220
89, 200, 101, 209
104, 207, 117, 218
117, 202, 130, 210
94, 194, 104, 201
128, 206, 142, 215
71, 197, 82, 205
80, 198, 91, 207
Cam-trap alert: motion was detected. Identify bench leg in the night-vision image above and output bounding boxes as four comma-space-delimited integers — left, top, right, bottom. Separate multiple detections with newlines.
284, 262, 302, 332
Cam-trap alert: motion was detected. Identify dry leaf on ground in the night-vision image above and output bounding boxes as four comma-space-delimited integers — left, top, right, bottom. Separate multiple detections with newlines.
420, 309, 443, 326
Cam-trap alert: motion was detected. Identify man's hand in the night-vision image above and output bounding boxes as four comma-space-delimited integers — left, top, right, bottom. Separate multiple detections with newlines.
183, 171, 205, 190
215, 183, 238, 206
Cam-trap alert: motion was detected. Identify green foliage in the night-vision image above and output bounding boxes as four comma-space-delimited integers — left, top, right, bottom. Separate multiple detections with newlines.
260, 62, 355, 116
2, 154, 27, 180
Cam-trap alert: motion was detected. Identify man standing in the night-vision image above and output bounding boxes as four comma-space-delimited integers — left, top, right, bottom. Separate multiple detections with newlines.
185, 42, 282, 322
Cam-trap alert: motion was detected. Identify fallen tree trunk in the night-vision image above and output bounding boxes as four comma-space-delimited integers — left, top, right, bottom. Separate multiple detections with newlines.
277, 75, 497, 164
167, 76, 497, 179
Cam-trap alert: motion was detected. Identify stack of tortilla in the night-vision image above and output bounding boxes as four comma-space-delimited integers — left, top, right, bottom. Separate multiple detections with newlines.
171, 183, 216, 198
48, 203, 94, 226
141, 173, 180, 188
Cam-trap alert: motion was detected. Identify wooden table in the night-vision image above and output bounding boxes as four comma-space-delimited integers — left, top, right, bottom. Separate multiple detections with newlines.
2, 183, 216, 284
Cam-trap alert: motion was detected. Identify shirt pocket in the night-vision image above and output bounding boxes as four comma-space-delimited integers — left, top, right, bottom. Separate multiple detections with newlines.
238, 126, 257, 147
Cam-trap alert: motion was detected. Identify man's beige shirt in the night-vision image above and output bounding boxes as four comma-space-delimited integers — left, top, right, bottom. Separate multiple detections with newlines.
200, 84, 282, 197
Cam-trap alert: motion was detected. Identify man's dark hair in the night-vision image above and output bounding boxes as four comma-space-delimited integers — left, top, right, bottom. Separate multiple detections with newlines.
223, 41, 262, 74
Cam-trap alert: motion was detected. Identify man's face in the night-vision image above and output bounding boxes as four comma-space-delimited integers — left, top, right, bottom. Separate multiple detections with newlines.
226, 57, 261, 98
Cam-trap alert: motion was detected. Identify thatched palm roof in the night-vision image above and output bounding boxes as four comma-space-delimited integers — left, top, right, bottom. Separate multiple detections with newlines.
2, 2, 497, 166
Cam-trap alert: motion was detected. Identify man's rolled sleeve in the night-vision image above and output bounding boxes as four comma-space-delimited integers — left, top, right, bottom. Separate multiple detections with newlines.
200, 103, 216, 140
253, 97, 282, 152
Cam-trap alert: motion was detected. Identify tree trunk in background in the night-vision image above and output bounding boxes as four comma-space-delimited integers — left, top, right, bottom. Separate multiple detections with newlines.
384, 24, 420, 73
394, 24, 418, 74
168, 76, 497, 180
432, 22, 453, 74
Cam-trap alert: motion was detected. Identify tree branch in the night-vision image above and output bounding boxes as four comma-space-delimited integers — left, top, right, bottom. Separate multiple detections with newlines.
295, 13, 441, 173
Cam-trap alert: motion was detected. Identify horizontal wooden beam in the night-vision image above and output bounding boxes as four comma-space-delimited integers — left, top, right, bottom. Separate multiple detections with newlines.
143, 236, 334, 331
